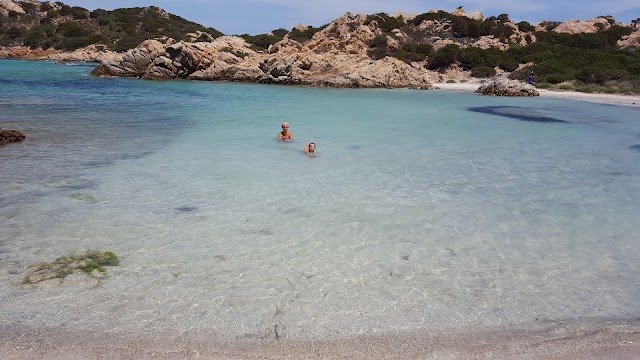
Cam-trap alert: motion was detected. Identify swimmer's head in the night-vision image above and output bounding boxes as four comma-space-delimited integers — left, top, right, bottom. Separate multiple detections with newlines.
308, 143, 316, 152
281, 122, 289, 129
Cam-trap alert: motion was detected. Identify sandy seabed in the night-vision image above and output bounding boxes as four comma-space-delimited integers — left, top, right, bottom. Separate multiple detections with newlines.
2, 83, 640, 359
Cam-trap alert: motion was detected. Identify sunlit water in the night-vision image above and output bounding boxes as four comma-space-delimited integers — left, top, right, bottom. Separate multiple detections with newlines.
1, 59, 639, 340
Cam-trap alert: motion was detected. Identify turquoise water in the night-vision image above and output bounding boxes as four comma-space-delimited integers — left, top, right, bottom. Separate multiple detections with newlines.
1, 59, 639, 340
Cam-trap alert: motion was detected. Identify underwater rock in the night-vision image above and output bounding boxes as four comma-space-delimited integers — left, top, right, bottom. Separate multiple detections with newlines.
23, 251, 119, 285
0, 128, 25, 146
68, 193, 98, 202
630, 144, 640, 152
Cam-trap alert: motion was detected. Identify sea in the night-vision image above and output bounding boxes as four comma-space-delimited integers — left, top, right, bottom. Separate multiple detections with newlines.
1, 59, 639, 343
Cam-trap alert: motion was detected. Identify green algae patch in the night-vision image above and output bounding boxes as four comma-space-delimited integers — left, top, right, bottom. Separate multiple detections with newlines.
68, 193, 97, 202
23, 251, 120, 285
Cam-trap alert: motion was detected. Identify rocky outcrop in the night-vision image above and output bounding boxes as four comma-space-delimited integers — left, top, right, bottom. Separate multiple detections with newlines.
552, 17, 613, 34
0, 44, 120, 62
475, 76, 539, 96
45, 44, 121, 63
452, 7, 484, 21
0, 128, 25, 146
0, 0, 24, 16
618, 30, 640, 51
92, 14, 434, 89
91, 39, 169, 78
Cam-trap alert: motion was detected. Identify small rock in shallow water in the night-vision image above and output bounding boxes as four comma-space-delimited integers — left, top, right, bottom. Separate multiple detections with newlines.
630, 144, 640, 152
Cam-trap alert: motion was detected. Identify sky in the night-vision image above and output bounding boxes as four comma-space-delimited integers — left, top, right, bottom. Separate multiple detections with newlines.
58, 1, 640, 35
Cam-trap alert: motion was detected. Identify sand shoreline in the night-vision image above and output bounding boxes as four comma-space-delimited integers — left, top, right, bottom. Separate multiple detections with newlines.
432, 82, 640, 107
2, 319, 640, 359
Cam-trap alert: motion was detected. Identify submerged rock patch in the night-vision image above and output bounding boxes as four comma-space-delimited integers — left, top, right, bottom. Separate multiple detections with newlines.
23, 251, 119, 285
468, 106, 570, 123
630, 144, 640, 152
0, 128, 25, 146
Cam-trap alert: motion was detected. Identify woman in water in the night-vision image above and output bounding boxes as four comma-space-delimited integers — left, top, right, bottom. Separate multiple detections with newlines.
304, 142, 316, 156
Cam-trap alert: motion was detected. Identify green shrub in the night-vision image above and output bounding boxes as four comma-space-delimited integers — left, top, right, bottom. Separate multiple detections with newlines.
6, 27, 24, 39
426, 44, 461, 70
366, 13, 406, 33
271, 28, 288, 37
241, 33, 282, 50
288, 25, 326, 42
516, 21, 534, 32
70, 6, 89, 19
57, 21, 90, 37
471, 66, 496, 77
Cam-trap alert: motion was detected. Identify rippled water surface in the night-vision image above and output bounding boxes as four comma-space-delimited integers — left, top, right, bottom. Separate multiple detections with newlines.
1, 59, 639, 340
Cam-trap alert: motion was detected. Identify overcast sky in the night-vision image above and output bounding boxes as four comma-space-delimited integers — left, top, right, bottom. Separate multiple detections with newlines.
59, 0, 640, 35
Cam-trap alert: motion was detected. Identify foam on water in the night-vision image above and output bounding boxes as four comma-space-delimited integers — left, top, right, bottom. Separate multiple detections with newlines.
1, 60, 640, 340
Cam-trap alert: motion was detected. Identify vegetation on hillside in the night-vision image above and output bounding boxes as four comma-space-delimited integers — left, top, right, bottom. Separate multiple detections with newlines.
364, 11, 640, 93
0, 2, 222, 52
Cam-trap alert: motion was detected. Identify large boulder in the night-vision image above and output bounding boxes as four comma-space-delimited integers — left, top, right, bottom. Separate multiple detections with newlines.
552, 17, 613, 34
91, 39, 169, 78
0, 128, 25, 146
0, 0, 24, 16
475, 76, 539, 96
618, 29, 640, 52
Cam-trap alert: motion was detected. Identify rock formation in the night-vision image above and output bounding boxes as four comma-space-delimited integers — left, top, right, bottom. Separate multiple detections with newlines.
46, 44, 121, 63
618, 29, 640, 51
0, 128, 26, 145
552, 17, 614, 34
0, 0, 24, 16
475, 76, 539, 96
92, 13, 435, 89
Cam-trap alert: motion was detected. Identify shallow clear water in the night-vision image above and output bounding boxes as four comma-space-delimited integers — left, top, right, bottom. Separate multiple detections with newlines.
1, 59, 639, 340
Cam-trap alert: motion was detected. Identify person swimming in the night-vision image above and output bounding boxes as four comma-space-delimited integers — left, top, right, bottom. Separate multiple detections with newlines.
278, 122, 293, 141
304, 142, 316, 156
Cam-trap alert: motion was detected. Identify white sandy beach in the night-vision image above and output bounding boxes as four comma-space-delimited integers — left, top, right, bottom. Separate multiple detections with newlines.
432, 82, 640, 107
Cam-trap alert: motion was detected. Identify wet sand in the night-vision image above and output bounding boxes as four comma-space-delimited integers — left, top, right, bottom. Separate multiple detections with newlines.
2, 319, 640, 359
432, 82, 640, 107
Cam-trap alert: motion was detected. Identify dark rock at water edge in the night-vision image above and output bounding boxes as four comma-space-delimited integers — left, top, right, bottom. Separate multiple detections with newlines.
0, 128, 25, 146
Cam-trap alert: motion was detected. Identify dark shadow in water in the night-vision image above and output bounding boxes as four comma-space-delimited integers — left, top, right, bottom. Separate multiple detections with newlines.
175, 206, 197, 212
630, 144, 640, 152
347, 145, 362, 150
119, 151, 153, 160
84, 159, 116, 168
84, 151, 154, 168
468, 106, 570, 123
